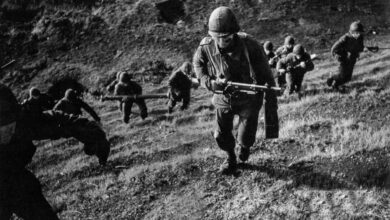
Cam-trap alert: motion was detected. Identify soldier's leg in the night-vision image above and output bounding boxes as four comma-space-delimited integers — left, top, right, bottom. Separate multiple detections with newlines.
285, 73, 294, 95
236, 104, 262, 162
123, 101, 133, 123
0, 174, 13, 219
180, 91, 190, 111
215, 108, 236, 174
136, 99, 148, 119
167, 97, 177, 114
295, 72, 305, 93
10, 170, 59, 220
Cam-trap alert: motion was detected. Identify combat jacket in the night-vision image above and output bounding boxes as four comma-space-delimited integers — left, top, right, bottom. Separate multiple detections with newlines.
331, 33, 364, 61
275, 45, 293, 58
193, 33, 276, 108
193, 33, 278, 138
21, 94, 54, 116
114, 81, 143, 96
53, 98, 100, 122
276, 52, 314, 75
107, 80, 119, 93
0, 110, 109, 171
265, 51, 277, 68
168, 69, 192, 93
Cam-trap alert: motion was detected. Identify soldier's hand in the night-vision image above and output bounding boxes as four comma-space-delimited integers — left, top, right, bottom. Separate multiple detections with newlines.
299, 61, 306, 69
211, 79, 226, 92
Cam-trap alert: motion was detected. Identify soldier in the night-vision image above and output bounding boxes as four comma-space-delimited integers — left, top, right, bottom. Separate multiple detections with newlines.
276, 44, 314, 96
263, 41, 276, 68
21, 87, 54, 116
193, 6, 278, 174
106, 71, 124, 93
53, 89, 101, 122
326, 21, 365, 89
167, 61, 193, 113
275, 36, 295, 59
0, 83, 110, 219
114, 72, 148, 123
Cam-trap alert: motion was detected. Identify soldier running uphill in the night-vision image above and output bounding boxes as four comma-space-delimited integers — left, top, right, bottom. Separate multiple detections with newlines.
327, 21, 365, 90
0, 84, 110, 220
114, 72, 148, 123
193, 6, 278, 175
167, 61, 193, 113
277, 44, 314, 96
53, 88, 101, 122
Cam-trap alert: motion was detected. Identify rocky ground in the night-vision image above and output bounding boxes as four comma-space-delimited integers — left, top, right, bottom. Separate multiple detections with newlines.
2, 0, 390, 219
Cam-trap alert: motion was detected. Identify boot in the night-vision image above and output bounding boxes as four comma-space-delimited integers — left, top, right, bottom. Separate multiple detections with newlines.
238, 145, 250, 162
219, 151, 237, 175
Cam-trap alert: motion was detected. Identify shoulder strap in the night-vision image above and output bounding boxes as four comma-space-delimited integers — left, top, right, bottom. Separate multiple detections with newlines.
241, 38, 257, 84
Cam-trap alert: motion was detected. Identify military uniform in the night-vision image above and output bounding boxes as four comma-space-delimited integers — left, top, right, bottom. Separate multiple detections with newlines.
194, 29, 278, 173
53, 90, 101, 122
21, 92, 54, 117
167, 63, 193, 113
0, 84, 110, 220
277, 46, 314, 95
327, 32, 364, 88
114, 77, 148, 123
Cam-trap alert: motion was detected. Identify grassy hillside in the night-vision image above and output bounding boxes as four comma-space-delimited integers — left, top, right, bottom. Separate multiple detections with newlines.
26, 34, 390, 219
2, 0, 390, 219
1, 0, 390, 97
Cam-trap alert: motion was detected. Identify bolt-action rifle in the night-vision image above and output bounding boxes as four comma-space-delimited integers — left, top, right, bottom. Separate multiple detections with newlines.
215, 81, 281, 96
100, 94, 168, 102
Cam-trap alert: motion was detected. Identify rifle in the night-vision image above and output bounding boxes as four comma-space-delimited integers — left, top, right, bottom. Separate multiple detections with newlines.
1, 59, 16, 70
215, 81, 281, 95
366, 46, 390, 53
100, 94, 168, 102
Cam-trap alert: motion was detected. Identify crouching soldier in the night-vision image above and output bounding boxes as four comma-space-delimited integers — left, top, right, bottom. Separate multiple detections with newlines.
53, 89, 101, 122
21, 87, 54, 116
114, 72, 148, 123
326, 21, 365, 90
277, 44, 314, 96
167, 61, 193, 113
0, 83, 110, 220
193, 6, 278, 175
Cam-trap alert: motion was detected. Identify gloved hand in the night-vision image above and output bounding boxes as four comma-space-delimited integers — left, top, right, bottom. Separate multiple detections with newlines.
299, 61, 306, 69
211, 78, 227, 92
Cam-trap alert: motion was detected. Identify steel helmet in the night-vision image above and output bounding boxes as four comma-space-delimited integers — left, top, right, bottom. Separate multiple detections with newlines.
350, 21, 364, 32
293, 44, 305, 55
29, 87, 41, 99
208, 6, 240, 37
264, 41, 274, 51
284, 36, 295, 45
64, 88, 77, 101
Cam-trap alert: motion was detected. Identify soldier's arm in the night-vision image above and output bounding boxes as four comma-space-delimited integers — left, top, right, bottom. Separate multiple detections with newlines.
193, 45, 213, 91
275, 46, 284, 57
106, 80, 117, 93
53, 100, 64, 111
168, 70, 178, 88
331, 35, 347, 60
79, 99, 101, 122
27, 110, 110, 165
304, 54, 315, 71
276, 57, 287, 74
251, 40, 276, 87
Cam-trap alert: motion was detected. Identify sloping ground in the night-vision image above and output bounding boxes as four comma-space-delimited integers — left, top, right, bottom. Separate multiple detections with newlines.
2, 0, 390, 97
26, 36, 390, 219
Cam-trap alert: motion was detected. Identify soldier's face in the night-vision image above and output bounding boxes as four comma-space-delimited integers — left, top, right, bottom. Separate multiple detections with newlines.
0, 98, 17, 145
213, 34, 234, 49
351, 31, 362, 39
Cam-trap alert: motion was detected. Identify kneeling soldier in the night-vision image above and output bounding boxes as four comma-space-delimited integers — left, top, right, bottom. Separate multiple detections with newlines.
167, 61, 193, 113
277, 44, 314, 95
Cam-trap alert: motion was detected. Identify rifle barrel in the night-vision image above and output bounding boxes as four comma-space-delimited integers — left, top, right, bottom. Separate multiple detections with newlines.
101, 94, 168, 102
227, 82, 281, 91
